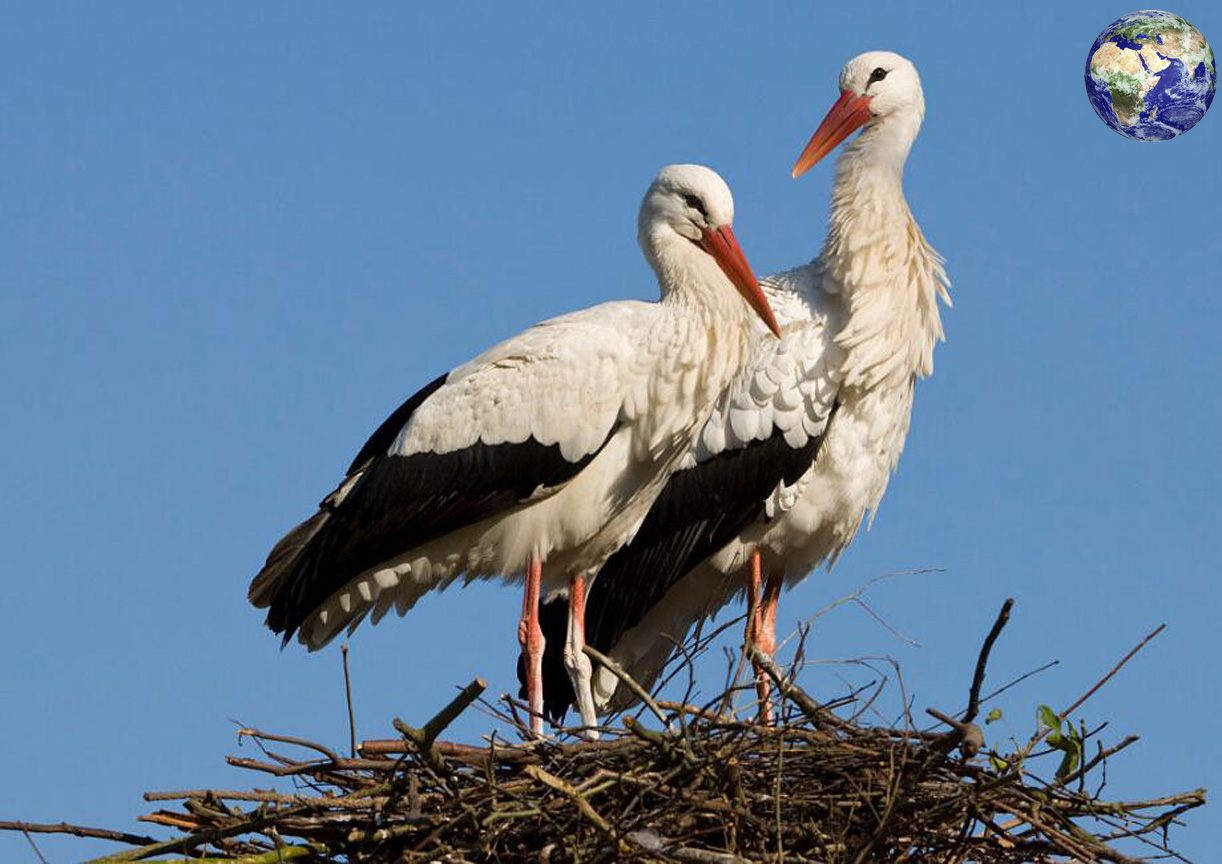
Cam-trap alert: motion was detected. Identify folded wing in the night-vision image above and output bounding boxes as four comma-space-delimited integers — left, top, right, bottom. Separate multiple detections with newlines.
250, 301, 655, 647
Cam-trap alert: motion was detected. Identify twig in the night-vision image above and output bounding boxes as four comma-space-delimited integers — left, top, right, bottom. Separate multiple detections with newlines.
852, 596, 920, 647
1055, 734, 1139, 789
394, 677, 486, 752
81, 802, 319, 862
779, 568, 945, 654
19, 824, 49, 864
979, 659, 1060, 705
526, 765, 620, 843
0, 821, 159, 848
749, 645, 847, 731
98, 847, 319, 863
583, 644, 670, 729
1059, 623, 1166, 722
236, 728, 340, 764
341, 641, 356, 758
963, 597, 1013, 723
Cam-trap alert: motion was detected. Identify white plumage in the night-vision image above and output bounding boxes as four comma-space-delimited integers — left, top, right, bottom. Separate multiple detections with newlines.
249, 163, 781, 737
533, 52, 953, 720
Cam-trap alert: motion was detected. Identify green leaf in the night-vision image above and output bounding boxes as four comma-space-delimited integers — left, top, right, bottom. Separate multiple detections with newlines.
985, 708, 1002, 725
1038, 704, 1061, 734
1055, 737, 1083, 780
989, 753, 1009, 773
1068, 721, 1085, 744
1049, 735, 1073, 753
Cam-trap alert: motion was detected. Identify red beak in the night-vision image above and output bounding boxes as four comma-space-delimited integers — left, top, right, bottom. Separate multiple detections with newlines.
698, 225, 782, 338
792, 89, 873, 177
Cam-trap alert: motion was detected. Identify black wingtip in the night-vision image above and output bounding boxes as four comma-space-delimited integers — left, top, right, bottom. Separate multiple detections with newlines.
516, 596, 577, 722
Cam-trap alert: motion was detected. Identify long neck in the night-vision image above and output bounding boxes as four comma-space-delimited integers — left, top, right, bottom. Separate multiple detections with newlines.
635, 240, 758, 455
818, 112, 950, 391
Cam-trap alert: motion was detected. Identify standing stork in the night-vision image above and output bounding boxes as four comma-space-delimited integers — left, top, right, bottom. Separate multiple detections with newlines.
248, 164, 781, 738
530, 52, 952, 722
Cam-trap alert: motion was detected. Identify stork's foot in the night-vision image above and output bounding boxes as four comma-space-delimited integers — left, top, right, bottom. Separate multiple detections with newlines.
563, 573, 601, 741
566, 661, 601, 742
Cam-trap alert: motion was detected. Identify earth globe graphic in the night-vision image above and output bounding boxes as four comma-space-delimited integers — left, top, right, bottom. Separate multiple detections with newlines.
1085, 10, 1216, 140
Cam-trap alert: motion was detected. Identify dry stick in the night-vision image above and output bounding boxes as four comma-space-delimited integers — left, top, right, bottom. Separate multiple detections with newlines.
852, 596, 921, 647
978, 659, 1060, 705
657, 701, 725, 723
107, 847, 319, 864
341, 641, 356, 758
81, 802, 320, 864
1055, 734, 1139, 789
0, 821, 159, 849
396, 677, 486, 750
668, 846, 752, 864
963, 597, 1014, 723
224, 755, 395, 778
748, 645, 845, 731
525, 764, 619, 843
772, 725, 783, 861
18, 824, 49, 864
923, 598, 1012, 755
623, 715, 679, 763
144, 789, 392, 810
650, 613, 746, 699
129, 777, 402, 860
1092, 788, 1206, 813
583, 644, 670, 729
1099, 794, 1207, 844
394, 678, 487, 780
772, 568, 945, 661
1059, 623, 1166, 722
236, 728, 339, 764
145, 789, 312, 804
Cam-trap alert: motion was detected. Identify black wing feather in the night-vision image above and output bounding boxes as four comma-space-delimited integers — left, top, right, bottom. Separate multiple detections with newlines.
253, 372, 619, 644
527, 406, 838, 720
346, 373, 448, 475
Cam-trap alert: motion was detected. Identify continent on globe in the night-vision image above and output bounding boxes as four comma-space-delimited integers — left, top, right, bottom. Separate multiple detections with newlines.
1085, 10, 1216, 141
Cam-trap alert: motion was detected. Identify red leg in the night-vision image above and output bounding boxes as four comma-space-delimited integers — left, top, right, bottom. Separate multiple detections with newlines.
517, 556, 545, 737
755, 571, 783, 723
744, 551, 766, 721
745, 550, 782, 724
759, 571, 782, 659
564, 573, 600, 739
745, 549, 763, 647
569, 573, 586, 644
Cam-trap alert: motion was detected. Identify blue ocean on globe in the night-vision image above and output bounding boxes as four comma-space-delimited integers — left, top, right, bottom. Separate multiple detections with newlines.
1085, 10, 1216, 141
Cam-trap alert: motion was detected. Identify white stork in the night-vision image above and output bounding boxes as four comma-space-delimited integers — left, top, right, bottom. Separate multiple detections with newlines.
529, 52, 952, 722
249, 164, 781, 737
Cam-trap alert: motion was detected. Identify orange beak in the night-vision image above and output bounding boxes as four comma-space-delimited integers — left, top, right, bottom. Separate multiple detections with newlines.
791, 89, 873, 177
698, 225, 782, 338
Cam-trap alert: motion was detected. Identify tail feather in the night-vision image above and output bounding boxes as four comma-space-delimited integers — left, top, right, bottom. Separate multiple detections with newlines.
248, 509, 332, 641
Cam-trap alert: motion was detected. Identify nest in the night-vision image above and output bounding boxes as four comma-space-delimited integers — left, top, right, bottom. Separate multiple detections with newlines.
4, 600, 1205, 863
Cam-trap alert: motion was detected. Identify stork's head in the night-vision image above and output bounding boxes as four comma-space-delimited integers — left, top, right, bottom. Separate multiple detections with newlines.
639, 164, 781, 337
639, 164, 735, 246
793, 51, 925, 177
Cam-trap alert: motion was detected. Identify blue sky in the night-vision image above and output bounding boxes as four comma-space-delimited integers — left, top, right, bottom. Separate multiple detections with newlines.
1, 3, 1218, 860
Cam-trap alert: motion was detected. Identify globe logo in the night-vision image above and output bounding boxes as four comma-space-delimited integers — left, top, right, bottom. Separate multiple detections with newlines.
1085, 10, 1216, 140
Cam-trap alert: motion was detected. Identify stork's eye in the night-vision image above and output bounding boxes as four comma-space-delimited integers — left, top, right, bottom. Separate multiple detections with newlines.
683, 193, 707, 216
869, 67, 889, 85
